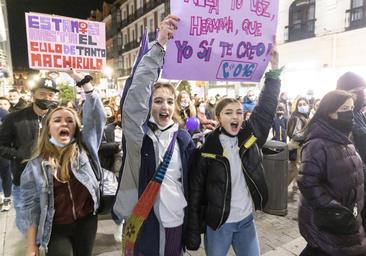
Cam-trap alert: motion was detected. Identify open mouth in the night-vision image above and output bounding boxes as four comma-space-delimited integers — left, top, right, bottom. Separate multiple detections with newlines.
159, 113, 169, 119
59, 129, 70, 139
230, 122, 239, 129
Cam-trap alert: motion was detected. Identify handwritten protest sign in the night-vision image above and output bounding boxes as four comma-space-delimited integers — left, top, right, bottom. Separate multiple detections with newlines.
25, 12, 106, 71
162, 0, 279, 82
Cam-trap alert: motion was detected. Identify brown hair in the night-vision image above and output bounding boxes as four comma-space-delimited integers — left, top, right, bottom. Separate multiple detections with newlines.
215, 98, 241, 120
31, 106, 83, 182
153, 83, 176, 98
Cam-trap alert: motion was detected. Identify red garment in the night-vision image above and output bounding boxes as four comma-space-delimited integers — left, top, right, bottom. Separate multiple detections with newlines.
53, 171, 93, 225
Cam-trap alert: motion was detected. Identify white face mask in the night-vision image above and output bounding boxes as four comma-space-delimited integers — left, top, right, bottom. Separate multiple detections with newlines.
9, 99, 19, 105
298, 105, 309, 114
199, 106, 205, 113
209, 100, 216, 105
49, 136, 75, 148
181, 102, 189, 109
248, 96, 256, 102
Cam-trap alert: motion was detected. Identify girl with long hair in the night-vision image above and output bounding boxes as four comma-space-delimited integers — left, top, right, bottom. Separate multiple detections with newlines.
112, 15, 195, 255
287, 97, 310, 195
19, 72, 106, 256
298, 90, 366, 255
174, 90, 197, 128
186, 48, 282, 256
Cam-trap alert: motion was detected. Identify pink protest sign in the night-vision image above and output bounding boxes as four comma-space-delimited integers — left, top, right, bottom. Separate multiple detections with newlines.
25, 12, 106, 71
162, 0, 279, 82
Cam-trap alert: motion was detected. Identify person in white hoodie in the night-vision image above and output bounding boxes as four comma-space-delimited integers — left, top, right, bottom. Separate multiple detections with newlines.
112, 15, 195, 255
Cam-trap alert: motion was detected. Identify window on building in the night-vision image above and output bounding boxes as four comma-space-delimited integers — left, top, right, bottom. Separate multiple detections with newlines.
124, 34, 128, 44
347, 0, 366, 29
149, 18, 154, 32
130, 4, 135, 14
287, 0, 316, 42
140, 24, 144, 39
160, 12, 165, 22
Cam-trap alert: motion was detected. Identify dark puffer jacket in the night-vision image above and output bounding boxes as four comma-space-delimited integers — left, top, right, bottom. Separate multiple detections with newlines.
298, 119, 366, 256
186, 76, 281, 250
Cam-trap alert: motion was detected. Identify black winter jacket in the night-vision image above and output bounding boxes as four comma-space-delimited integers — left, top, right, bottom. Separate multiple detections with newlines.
186, 77, 281, 250
98, 123, 121, 171
298, 120, 366, 255
0, 105, 43, 185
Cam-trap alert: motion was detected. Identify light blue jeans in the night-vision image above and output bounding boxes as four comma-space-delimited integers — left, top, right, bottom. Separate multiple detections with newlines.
12, 185, 23, 231
204, 213, 260, 256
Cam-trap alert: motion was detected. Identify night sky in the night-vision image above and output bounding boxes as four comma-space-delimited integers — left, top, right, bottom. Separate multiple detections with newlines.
6, 0, 110, 70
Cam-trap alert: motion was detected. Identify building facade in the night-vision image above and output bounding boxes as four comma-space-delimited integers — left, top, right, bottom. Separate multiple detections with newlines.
102, 0, 167, 90
277, 0, 366, 97
0, 0, 13, 96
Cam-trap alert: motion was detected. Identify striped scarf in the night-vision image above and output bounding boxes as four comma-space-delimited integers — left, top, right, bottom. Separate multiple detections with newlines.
122, 132, 178, 255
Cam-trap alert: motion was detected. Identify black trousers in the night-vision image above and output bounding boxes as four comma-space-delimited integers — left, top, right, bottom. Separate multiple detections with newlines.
47, 214, 98, 256
300, 244, 331, 256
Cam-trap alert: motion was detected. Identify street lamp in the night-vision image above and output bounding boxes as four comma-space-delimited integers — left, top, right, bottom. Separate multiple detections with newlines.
103, 66, 113, 79
103, 66, 114, 90
27, 79, 36, 90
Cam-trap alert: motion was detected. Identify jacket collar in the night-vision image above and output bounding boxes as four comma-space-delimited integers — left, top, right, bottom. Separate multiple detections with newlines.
201, 126, 253, 155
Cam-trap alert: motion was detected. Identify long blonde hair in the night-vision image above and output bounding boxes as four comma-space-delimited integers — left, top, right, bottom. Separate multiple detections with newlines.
174, 90, 196, 127
31, 107, 83, 182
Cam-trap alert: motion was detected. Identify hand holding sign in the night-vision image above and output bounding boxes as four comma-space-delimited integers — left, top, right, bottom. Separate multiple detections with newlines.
158, 15, 180, 47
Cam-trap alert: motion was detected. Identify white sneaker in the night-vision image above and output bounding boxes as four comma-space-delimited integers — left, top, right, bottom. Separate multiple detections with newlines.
0, 198, 11, 212
0, 193, 4, 206
113, 222, 123, 242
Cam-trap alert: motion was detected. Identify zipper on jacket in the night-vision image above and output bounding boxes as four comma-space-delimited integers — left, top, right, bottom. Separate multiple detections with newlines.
213, 156, 230, 229
67, 182, 77, 220
240, 151, 264, 210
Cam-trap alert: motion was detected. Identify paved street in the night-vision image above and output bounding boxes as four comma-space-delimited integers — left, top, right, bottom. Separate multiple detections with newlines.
0, 192, 305, 256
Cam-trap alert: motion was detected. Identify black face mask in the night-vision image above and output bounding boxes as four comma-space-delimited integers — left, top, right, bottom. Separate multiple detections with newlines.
328, 110, 354, 134
35, 99, 58, 110
107, 117, 115, 124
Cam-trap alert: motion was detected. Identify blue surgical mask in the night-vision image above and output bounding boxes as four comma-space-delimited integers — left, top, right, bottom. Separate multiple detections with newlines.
49, 136, 75, 148
298, 105, 309, 114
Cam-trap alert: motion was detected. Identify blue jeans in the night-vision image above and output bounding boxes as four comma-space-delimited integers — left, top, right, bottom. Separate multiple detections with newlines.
204, 214, 260, 256
0, 157, 12, 197
12, 185, 23, 231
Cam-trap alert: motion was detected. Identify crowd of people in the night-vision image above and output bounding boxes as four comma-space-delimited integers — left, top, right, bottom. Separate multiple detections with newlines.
0, 14, 366, 256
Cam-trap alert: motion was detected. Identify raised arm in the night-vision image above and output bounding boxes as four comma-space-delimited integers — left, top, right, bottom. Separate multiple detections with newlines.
68, 70, 106, 161
113, 15, 180, 222
248, 46, 281, 148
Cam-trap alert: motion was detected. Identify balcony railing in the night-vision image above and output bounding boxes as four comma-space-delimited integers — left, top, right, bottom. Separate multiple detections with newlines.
346, 6, 366, 30
127, 13, 137, 23
136, 7, 143, 17
142, 0, 166, 18
121, 19, 128, 28
122, 40, 139, 52
119, 1, 167, 30
285, 19, 316, 42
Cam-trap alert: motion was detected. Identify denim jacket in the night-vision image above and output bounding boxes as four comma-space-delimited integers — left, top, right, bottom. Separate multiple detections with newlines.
19, 90, 106, 250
